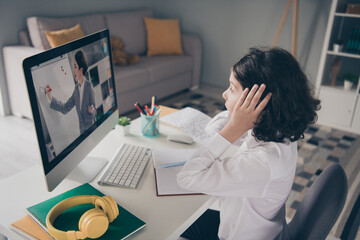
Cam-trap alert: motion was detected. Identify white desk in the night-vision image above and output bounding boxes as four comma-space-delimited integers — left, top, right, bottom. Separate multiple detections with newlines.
0, 117, 213, 240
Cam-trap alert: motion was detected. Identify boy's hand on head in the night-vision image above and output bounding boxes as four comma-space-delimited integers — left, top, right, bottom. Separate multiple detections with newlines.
220, 84, 272, 143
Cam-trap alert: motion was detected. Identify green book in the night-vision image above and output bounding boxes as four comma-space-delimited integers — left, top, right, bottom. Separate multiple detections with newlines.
26, 183, 146, 240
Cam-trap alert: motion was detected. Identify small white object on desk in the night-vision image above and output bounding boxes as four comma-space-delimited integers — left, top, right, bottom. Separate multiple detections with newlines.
167, 134, 194, 145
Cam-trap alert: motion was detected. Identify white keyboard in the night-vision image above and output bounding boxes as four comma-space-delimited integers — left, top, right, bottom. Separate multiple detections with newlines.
97, 143, 151, 189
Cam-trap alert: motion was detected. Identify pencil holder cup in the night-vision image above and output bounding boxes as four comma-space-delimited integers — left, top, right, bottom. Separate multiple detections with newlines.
141, 113, 160, 137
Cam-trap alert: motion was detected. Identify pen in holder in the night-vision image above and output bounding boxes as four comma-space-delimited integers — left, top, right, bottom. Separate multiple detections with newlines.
141, 110, 160, 137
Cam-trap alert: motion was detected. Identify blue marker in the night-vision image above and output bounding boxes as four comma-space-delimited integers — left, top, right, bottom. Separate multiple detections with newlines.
159, 161, 186, 168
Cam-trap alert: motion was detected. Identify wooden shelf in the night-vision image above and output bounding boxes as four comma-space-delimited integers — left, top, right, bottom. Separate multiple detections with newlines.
316, 0, 360, 132
320, 85, 359, 94
335, 12, 360, 18
327, 50, 360, 59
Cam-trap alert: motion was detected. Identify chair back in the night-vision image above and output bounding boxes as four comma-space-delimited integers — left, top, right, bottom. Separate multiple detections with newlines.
288, 163, 348, 240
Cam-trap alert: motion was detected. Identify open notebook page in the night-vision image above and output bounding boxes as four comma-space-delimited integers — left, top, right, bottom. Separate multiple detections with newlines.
152, 148, 200, 196
160, 107, 212, 143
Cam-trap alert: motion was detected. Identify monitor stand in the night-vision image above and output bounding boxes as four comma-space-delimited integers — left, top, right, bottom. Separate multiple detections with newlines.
67, 157, 108, 183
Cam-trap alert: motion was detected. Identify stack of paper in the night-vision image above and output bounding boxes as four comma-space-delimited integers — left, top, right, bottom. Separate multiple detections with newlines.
11, 215, 53, 240
160, 107, 212, 143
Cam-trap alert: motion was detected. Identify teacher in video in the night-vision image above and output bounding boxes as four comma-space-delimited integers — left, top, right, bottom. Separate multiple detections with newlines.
45, 50, 96, 134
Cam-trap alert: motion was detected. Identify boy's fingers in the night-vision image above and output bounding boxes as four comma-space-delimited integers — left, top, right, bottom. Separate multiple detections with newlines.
255, 92, 272, 113
235, 88, 249, 110
243, 84, 259, 108
250, 84, 266, 109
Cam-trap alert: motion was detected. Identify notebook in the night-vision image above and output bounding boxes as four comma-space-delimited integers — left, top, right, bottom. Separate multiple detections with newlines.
160, 107, 212, 143
26, 183, 146, 240
10, 215, 53, 240
152, 148, 202, 196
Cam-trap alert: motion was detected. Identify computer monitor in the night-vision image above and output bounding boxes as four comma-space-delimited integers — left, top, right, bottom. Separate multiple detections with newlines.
23, 29, 118, 191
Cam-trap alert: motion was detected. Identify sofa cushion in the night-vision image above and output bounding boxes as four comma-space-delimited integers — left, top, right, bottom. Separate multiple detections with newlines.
27, 14, 106, 49
113, 65, 149, 93
104, 8, 153, 56
45, 24, 85, 48
136, 55, 193, 83
144, 18, 183, 56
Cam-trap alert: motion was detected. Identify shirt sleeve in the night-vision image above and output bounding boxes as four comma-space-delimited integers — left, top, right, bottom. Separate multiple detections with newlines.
205, 111, 230, 135
177, 133, 271, 198
205, 110, 247, 146
50, 92, 76, 115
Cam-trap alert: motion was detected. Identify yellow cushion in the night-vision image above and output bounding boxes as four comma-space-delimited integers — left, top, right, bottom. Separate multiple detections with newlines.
45, 24, 84, 48
144, 17, 183, 56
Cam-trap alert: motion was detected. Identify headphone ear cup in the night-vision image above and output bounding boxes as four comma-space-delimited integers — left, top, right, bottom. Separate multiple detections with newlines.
95, 196, 119, 223
78, 209, 109, 239
102, 196, 119, 221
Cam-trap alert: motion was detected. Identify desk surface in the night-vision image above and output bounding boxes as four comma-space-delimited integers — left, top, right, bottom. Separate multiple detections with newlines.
0, 115, 212, 240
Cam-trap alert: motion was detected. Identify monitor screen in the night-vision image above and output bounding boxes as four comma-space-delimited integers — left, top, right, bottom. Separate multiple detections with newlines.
23, 29, 118, 191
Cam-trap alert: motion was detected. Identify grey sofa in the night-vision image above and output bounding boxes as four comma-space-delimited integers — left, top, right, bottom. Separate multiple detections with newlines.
3, 8, 202, 119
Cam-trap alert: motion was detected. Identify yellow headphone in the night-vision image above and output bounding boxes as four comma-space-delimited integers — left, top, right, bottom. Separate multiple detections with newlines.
46, 195, 119, 240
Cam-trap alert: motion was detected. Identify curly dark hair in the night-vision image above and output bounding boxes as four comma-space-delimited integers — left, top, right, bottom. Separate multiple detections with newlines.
74, 50, 88, 75
232, 47, 321, 143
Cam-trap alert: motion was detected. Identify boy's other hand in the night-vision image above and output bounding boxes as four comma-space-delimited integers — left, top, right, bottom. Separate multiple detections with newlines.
220, 84, 271, 143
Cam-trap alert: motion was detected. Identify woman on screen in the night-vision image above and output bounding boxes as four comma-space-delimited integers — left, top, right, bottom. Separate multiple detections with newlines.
45, 50, 96, 134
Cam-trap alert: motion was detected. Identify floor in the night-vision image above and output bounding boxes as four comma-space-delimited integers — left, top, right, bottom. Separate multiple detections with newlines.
0, 114, 40, 180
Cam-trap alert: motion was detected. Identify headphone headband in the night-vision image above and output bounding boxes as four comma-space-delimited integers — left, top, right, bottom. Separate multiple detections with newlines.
46, 195, 118, 240
47, 195, 99, 225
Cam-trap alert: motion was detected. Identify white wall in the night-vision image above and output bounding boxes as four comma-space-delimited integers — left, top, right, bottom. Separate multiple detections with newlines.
0, 0, 331, 116
152, 0, 332, 89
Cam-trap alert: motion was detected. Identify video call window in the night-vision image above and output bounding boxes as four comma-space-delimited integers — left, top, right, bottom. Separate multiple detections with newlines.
30, 39, 115, 164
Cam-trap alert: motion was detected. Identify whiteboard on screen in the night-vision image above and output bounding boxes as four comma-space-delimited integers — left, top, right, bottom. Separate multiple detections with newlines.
32, 55, 79, 155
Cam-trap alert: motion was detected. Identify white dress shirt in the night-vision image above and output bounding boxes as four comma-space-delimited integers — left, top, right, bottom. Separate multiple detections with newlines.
78, 79, 85, 109
177, 111, 297, 240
